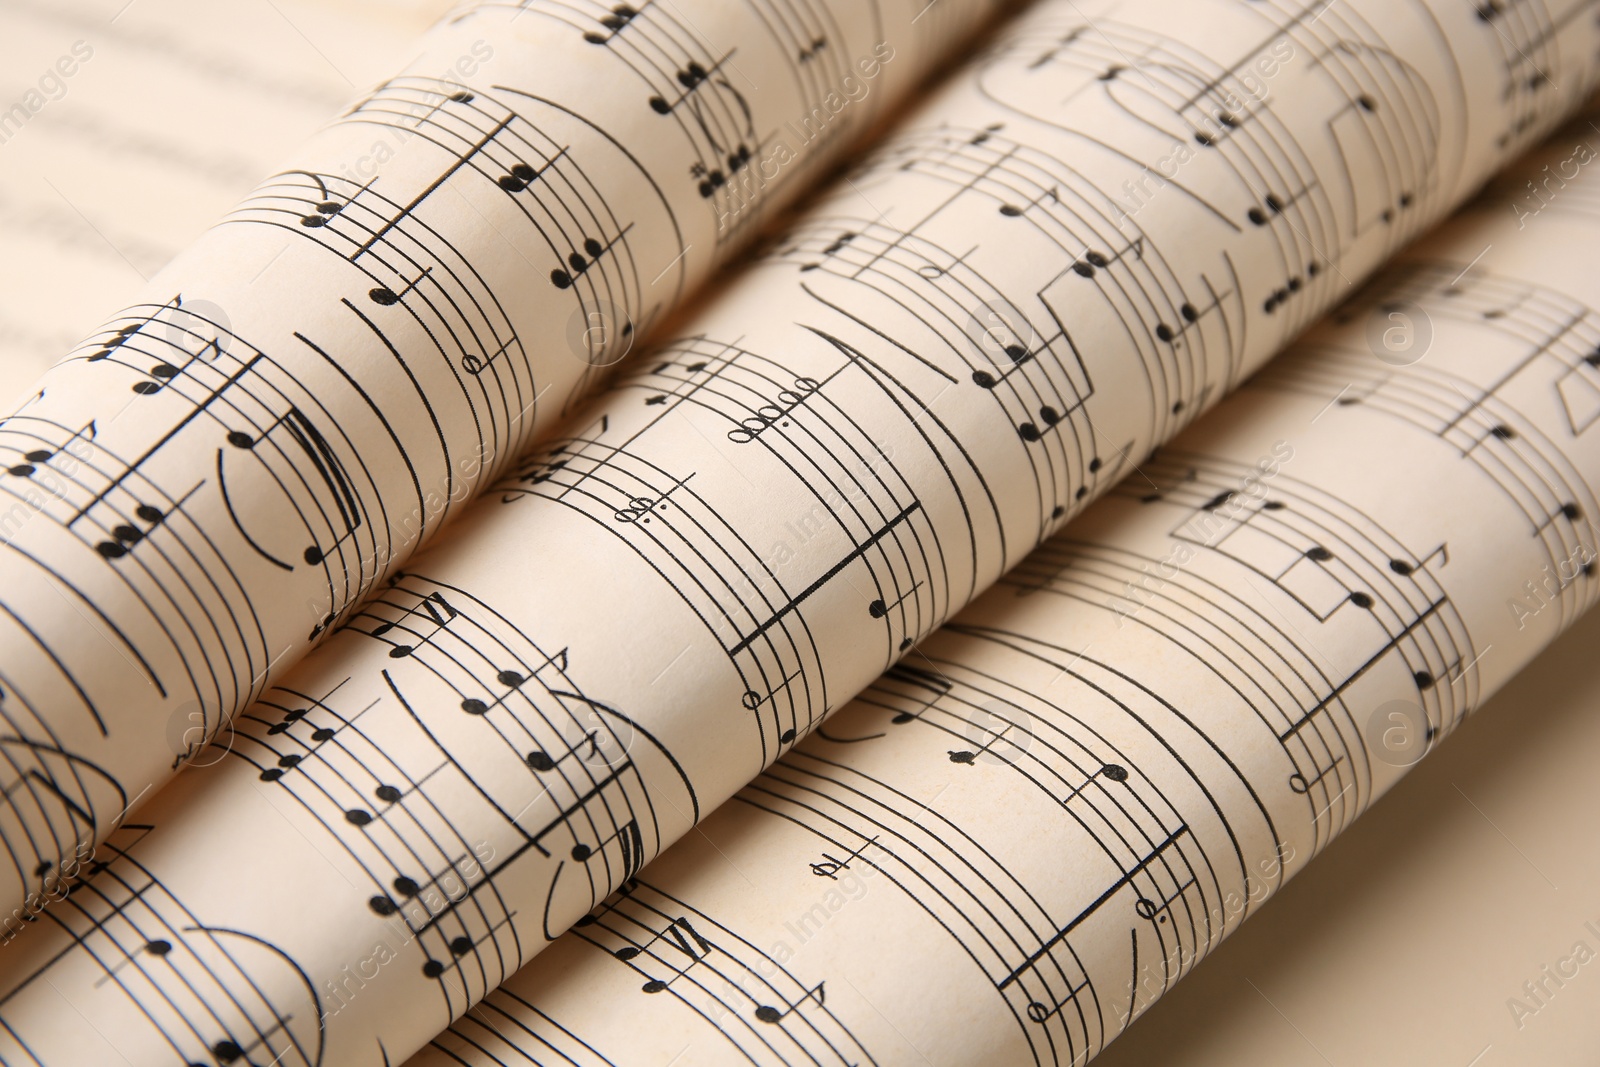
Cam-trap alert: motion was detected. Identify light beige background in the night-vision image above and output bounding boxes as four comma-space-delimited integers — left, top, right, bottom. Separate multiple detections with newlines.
0, 0, 452, 404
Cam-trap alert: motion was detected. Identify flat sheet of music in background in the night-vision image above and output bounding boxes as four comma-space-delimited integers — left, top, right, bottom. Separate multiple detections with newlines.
0, 0, 1597, 1064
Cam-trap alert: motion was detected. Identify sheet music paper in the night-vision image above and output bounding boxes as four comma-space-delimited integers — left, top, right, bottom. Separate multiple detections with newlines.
1, 1, 1598, 1065
402, 112, 1600, 1065
0, 0, 1009, 925
1086, 612, 1600, 1065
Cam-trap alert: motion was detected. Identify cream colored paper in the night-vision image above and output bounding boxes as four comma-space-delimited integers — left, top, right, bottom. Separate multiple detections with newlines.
0, 0, 1006, 924
406, 117, 1600, 1065
0, 1, 1597, 1065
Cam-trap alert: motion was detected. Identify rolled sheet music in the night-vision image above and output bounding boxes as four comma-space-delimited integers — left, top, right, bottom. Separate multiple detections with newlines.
0, 0, 1011, 922
1, 0, 1597, 1064
406, 116, 1600, 1066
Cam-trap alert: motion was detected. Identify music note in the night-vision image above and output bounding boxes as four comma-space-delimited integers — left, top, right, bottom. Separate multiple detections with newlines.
1060, 763, 1131, 806
1070, 238, 1144, 278
295, 172, 374, 228
1288, 756, 1345, 795
84, 298, 181, 363
755, 980, 826, 1023
551, 228, 632, 290
972, 345, 1034, 388
93, 503, 170, 560
368, 591, 459, 658
1247, 186, 1315, 227
496, 147, 570, 193
222, 405, 364, 566
570, 819, 642, 866
868, 580, 922, 619
998, 186, 1059, 218
873, 665, 950, 725
1019, 405, 1065, 442
617, 915, 711, 994
648, 55, 726, 115
949, 722, 1017, 765
369, 267, 432, 306
1154, 286, 1231, 344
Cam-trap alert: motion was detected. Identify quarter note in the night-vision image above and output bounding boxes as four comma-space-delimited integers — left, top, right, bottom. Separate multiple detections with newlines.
460, 669, 527, 716
1247, 185, 1314, 227
755, 980, 826, 1023
368, 591, 459, 658
1060, 763, 1130, 805
973, 345, 1034, 388
1019, 405, 1065, 442
648, 54, 728, 115
551, 227, 631, 290
496, 147, 569, 193
369, 267, 432, 306
868, 580, 921, 619
1070, 237, 1143, 278
949, 722, 1017, 765
998, 186, 1058, 218
583, 3, 648, 46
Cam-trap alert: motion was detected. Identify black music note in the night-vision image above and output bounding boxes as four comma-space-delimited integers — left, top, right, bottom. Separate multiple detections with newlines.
1539, 501, 1584, 532
225, 406, 364, 566
94, 491, 192, 562
7, 423, 95, 479
524, 734, 596, 773
421, 919, 515, 980
460, 669, 527, 716
551, 229, 630, 290
526, 727, 609, 775
882, 664, 951, 724
296, 173, 370, 228
369, 267, 432, 306
648, 54, 730, 116
1071, 238, 1144, 278
1019, 406, 1065, 442
571, 819, 642, 866
998, 186, 1059, 218
85, 298, 180, 362
1247, 186, 1314, 227
756, 980, 826, 1023
496, 147, 569, 193
87, 322, 149, 362
583, 2, 649, 46
1060, 763, 1130, 805
973, 345, 1034, 388
618, 915, 711, 994
949, 723, 1017, 765
868, 580, 922, 619
730, 502, 923, 658
369, 591, 458, 658
1154, 287, 1231, 343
